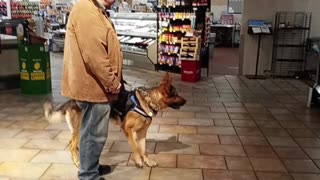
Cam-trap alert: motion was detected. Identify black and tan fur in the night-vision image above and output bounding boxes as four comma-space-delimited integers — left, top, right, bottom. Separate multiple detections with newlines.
43, 73, 186, 168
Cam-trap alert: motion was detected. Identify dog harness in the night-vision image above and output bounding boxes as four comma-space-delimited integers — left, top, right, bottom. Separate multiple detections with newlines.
129, 93, 150, 118
112, 88, 154, 121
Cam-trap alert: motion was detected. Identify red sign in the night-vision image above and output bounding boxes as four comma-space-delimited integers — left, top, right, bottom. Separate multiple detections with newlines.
6, 26, 12, 35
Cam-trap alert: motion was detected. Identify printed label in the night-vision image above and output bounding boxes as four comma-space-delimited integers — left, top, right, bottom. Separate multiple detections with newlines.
20, 72, 29, 80
183, 70, 194, 74
31, 72, 45, 80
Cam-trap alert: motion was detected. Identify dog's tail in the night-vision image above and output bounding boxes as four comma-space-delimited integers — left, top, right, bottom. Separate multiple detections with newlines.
43, 101, 66, 124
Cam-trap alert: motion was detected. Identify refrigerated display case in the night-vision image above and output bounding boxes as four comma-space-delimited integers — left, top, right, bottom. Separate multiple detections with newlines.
109, 12, 157, 70
0, 34, 19, 90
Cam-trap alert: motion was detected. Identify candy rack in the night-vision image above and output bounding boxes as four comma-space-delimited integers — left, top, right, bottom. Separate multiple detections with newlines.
203, 12, 212, 47
156, 0, 210, 73
180, 36, 201, 61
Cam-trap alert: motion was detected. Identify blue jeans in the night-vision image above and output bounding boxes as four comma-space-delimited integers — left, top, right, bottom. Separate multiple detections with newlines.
76, 101, 110, 180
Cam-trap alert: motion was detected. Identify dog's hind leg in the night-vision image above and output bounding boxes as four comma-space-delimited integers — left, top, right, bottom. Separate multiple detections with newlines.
69, 132, 80, 168
67, 109, 81, 168
137, 126, 157, 167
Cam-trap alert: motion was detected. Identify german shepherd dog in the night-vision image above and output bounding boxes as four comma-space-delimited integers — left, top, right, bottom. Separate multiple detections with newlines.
43, 73, 186, 168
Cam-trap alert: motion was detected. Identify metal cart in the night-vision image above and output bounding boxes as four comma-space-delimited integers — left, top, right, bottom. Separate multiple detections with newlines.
307, 40, 320, 107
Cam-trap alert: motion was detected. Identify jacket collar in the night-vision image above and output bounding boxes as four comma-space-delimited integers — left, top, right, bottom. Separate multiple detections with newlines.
95, 0, 106, 10
88, 0, 106, 11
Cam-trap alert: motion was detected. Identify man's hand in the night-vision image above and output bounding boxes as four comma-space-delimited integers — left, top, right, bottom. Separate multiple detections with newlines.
110, 83, 121, 94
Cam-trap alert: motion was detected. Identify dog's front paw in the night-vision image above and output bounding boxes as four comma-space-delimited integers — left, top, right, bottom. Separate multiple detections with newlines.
144, 158, 158, 167
135, 159, 144, 168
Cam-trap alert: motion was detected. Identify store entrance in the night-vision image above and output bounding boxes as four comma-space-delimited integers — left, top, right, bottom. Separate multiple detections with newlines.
209, 0, 242, 75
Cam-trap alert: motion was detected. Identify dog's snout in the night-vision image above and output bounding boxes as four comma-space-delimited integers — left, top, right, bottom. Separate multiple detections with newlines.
181, 98, 187, 105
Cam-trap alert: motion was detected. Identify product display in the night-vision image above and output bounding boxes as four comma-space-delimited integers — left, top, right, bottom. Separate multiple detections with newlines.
0, 0, 7, 16
180, 37, 201, 61
203, 12, 212, 47
10, 0, 40, 19
118, 35, 156, 54
109, 12, 158, 70
40, 0, 51, 11
158, 0, 208, 7
157, 0, 207, 68
110, 12, 157, 55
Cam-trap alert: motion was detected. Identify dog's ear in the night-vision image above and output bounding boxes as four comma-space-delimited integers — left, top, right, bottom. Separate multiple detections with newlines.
160, 72, 172, 94
161, 72, 172, 85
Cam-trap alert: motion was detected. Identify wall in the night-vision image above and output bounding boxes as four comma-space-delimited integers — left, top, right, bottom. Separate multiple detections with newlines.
211, 0, 242, 23
239, 0, 311, 76
307, 0, 320, 37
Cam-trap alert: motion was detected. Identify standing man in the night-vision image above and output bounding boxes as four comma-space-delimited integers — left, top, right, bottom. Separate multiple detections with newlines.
61, 0, 123, 179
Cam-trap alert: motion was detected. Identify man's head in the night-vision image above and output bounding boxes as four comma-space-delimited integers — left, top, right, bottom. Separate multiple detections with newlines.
98, 0, 115, 9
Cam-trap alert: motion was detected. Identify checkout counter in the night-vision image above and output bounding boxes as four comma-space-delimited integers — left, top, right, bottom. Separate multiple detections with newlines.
210, 23, 240, 47
0, 34, 19, 90
51, 28, 65, 52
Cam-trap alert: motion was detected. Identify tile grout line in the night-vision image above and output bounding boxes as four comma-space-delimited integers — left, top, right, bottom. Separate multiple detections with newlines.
225, 107, 259, 179
252, 101, 317, 176
38, 163, 53, 179
273, 118, 320, 172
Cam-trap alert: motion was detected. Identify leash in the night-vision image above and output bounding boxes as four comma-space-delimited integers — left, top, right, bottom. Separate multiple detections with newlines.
122, 80, 133, 90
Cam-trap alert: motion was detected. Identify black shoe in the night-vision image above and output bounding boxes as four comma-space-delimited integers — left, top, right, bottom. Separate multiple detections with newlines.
99, 164, 112, 176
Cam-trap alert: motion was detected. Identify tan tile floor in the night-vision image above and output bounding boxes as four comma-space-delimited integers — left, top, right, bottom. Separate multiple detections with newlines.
0, 53, 320, 179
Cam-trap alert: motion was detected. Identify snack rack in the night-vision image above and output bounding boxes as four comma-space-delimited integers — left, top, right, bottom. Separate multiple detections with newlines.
155, 0, 210, 74
180, 36, 202, 82
203, 11, 212, 48
180, 36, 201, 61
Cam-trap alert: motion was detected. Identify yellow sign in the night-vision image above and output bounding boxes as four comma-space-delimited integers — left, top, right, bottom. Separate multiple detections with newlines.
34, 63, 41, 70
22, 62, 26, 70
20, 72, 29, 80
31, 72, 45, 80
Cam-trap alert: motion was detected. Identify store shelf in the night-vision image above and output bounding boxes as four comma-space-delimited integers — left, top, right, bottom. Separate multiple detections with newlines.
278, 27, 310, 30
155, 63, 181, 73
159, 41, 181, 45
271, 11, 311, 77
109, 12, 156, 21
159, 52, 180, 56
122, 49, 147, 56
117, 31, 156, 38
157, 4, 208, 9
275, 58, 304, 62
276, 44, 307, 47
160, 18, 192, 21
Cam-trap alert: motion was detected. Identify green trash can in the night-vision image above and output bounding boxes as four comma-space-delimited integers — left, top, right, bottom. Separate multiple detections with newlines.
18, 44, 52, 94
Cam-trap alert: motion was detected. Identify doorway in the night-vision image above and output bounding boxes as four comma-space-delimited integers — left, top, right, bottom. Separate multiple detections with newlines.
209, 0, 242, 75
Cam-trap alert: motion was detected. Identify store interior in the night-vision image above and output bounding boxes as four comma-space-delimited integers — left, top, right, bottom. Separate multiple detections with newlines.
0, 0, 320, 93
2, 1, 320, 179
